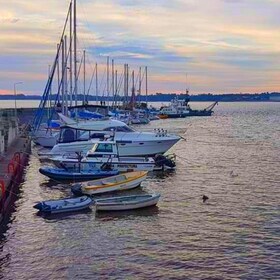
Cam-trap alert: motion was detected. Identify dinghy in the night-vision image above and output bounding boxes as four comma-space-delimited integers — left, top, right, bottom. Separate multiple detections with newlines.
71, 171, 148, 196
39, 166, 119, 181
94, 193, 161, 211
33, 196, 93, 214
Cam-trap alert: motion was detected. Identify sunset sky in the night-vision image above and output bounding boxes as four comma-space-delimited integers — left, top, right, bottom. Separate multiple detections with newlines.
1, 0, 280, 95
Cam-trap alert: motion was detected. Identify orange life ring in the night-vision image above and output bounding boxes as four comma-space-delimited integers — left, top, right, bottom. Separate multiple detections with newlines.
0, 179, 5, 198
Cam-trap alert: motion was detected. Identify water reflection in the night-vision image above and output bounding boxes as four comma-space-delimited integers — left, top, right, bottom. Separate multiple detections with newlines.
96, 206, 160, 221
0, 103, 280, 279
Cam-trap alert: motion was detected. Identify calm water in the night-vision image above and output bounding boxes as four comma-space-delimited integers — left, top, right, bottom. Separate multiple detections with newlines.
0, 102, 279, 279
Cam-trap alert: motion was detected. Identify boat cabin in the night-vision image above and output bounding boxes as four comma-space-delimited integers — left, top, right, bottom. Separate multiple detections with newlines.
86, 141, 119, 158
58, 123, 135, 144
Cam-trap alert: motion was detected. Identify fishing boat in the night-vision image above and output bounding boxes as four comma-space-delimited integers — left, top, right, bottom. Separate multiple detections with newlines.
71, 171, 148, 196
33, 196, 93, 214
94, 193, 161, 211
159, 96, 218, 118
39, 166, 119, 181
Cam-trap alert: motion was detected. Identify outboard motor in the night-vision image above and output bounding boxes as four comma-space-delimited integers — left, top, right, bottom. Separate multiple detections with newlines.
154, 154, 176, 170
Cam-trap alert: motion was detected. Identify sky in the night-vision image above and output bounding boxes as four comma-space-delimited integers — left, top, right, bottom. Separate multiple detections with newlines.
1, 0, 280, 95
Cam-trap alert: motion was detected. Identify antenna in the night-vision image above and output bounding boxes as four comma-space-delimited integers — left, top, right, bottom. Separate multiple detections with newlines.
186, 73, 189, 95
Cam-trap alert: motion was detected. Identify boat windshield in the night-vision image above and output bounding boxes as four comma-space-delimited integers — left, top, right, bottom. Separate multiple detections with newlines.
91, 143, 113, 153
103, 125, 135, 132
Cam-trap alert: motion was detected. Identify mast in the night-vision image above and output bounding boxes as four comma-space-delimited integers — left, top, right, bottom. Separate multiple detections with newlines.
48, 65, 51, 118
145, 66, 148, 105
138, 67, 142, 105
123, 64, 126, 107
95, 63, 98, 103
126, 64, 129, 103
74, 0, 78, 106
114, 69, 118, 107
112, 59, 114, 105
57, 43, 60, 103
83, 49, 86, 104
64, 35, 68, 114
186, 73, 189, 95
131, 70, 135, 108
107, 56, 109, 100
61, 38, 65, 113
69, 0, 73, 106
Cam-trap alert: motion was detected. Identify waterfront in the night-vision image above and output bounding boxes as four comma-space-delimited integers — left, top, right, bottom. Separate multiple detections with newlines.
0, 102, 279, 279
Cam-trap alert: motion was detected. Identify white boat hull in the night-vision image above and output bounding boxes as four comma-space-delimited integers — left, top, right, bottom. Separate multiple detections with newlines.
95, 194, 160, 211
51, 157, 155, 172
81, 172, 147, 195
49, 137, 179, 158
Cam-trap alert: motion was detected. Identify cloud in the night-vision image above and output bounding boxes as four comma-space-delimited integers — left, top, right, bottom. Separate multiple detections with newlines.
0, 0, 280, 95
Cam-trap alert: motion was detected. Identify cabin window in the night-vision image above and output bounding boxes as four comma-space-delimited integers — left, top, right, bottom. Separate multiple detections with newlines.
62, 128, 75, 143
95, 143, 113, 153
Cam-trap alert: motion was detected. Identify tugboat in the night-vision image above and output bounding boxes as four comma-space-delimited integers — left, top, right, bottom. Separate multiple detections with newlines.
159, 94, 218, 119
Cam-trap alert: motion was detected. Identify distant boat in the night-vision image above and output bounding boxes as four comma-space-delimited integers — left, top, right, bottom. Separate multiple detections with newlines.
33, 196, 93, 214
94, 193, 161, 211
71, 171, 148, 196
159, 96, 218, 118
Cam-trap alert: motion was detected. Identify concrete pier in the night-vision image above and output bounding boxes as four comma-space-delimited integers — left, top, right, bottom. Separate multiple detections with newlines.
0, 109, 31, 224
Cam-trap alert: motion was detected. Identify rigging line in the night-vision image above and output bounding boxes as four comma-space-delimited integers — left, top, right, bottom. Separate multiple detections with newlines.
86, 63, 96, 99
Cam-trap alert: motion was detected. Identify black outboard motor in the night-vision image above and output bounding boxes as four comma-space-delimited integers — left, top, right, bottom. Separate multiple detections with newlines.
154, 154, 176, 170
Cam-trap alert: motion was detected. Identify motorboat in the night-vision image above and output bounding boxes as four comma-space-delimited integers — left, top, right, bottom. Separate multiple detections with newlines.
33, 196, 93, 214
71, 171, 148, 195
41, 116, 180, 157
39, 166, 119, 181
49, 140, 176, 172
94, 193, 160, 211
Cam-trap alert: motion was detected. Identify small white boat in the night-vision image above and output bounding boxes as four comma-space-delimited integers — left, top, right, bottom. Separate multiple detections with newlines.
95, 193, 161, 211
71, 171, 148, 195
33, 196, 93, 214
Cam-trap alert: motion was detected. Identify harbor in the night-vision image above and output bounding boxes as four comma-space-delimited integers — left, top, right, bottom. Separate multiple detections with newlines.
1, 0, 280, 279
0, 102, 279, 279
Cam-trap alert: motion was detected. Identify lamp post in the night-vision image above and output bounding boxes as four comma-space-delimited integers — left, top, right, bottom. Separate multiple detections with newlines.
14, 82, 23, 120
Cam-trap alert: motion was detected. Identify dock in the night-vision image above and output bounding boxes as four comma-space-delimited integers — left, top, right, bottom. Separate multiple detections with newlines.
0, 109, 31, 224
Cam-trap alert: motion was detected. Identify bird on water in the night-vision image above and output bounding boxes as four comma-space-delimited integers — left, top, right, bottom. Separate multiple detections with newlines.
202, 195, 209, 203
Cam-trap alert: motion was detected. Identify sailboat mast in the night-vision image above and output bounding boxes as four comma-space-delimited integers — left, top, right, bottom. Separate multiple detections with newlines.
83, 49, 86, 104
139, 67, 142, 105
74, 0, 78, 106
145, 66, 148, 105
69, 0, 73, 107
107, 56, 109, 99
115, 70, 118, 107
112, 59, 114, 105
61, 38, 65, 114
64, 35, 68, 114
57, 43, 60, 103
96, 63, 98, 103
